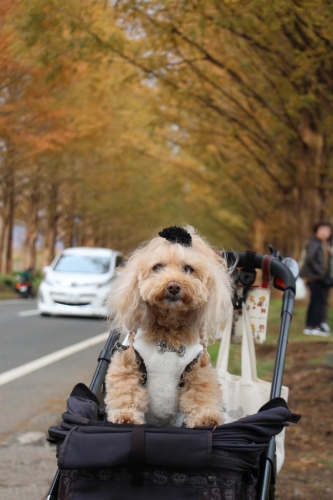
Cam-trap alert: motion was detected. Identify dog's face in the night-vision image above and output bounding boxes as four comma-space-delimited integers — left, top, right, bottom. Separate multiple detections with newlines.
108, 226, 233, 339
137, 241, 213, 312
138, 239, 211, 311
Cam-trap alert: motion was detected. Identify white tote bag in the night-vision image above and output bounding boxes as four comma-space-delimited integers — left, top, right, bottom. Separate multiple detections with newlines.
216, 303, 289, 473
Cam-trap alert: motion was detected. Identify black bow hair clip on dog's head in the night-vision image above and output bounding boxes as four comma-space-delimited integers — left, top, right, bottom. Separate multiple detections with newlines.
158, 226, 192, 247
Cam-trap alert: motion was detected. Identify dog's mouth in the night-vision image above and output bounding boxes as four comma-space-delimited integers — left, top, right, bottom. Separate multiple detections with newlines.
164, 295, 182, 303
149, 281, 195, 309
162, 288, 185, 305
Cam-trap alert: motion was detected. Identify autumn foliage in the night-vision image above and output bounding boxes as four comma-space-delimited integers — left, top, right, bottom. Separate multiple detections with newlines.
1, 0, 333, 273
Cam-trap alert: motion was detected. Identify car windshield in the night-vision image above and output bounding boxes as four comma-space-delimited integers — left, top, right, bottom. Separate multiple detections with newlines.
53, 255, 111, 274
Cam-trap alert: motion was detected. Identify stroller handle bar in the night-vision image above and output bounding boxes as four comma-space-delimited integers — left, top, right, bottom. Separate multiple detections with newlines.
226, 251, 297, 294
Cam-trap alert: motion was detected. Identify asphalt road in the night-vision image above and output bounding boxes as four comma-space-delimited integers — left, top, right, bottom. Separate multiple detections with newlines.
0, 299, 112, 500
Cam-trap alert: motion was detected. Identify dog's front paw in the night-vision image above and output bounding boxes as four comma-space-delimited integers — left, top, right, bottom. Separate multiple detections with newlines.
184, 409, 223, 428
108, 410, 145, 425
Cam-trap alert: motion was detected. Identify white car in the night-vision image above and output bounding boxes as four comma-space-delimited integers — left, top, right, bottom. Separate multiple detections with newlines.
37, 247, 123, 317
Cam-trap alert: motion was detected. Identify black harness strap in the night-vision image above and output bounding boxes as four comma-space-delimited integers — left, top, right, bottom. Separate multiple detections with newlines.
179, 351, 202, 388
115, 340, 202, 389
113, 341, 147, 386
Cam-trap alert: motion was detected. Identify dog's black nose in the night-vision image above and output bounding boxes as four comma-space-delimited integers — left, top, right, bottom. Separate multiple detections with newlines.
166, 281, 182, 295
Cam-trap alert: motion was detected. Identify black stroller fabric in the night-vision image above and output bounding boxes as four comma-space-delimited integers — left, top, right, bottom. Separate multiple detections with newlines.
48, 387, 300, 500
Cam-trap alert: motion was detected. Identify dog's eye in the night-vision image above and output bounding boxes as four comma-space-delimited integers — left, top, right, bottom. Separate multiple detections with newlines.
183, 265, 194, 274
152, 264, 164, 272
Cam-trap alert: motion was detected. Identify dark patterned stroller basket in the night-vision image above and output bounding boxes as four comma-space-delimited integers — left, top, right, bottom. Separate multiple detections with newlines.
46, 251, 300, 500
57, 464, 257, 500
48, 388, 299, 500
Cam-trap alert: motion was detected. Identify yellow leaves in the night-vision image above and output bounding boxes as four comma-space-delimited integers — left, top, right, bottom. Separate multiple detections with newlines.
110, 0, 333, 252
214, 209, 247, 231
5, 0, 328, 258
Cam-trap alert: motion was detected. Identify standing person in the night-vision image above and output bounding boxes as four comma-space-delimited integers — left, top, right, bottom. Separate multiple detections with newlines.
300, 222, 333, 337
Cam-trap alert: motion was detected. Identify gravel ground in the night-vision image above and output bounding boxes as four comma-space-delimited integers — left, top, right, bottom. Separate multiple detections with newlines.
0, 403, 61, 500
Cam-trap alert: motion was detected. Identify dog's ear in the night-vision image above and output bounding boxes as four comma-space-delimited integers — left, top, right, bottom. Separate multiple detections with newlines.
214, 252, 229, 270
107, 253, 146, 332
205, 267, 233, 342
192, 242, 234, 343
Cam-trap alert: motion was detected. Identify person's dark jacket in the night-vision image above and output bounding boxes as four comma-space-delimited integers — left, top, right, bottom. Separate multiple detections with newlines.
300, 237, 330, 281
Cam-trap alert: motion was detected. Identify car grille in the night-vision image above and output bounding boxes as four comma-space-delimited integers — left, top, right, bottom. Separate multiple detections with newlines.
51, 293, 96, 306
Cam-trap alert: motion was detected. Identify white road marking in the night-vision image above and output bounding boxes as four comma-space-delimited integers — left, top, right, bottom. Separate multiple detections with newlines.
0, 299, 33, 306
0, 331, 109, 387
17, 309, 40, 317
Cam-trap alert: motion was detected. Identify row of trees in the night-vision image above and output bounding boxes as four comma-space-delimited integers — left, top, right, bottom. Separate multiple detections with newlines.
1, 0, 333, 273
0, 0, 216, 273
112, 0, 333, 257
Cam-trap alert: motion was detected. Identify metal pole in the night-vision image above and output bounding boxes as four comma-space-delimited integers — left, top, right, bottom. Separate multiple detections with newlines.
257, 289, 295, 500
270, 289, 295, 399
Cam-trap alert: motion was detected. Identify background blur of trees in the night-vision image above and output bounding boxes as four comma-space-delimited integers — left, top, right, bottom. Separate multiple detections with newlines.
1, 0, 333, 273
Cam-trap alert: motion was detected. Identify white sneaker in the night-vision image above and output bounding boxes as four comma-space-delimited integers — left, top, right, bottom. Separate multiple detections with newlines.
320, 322, 331, 333
303, 327, 313, 334
307, 327, 330, 337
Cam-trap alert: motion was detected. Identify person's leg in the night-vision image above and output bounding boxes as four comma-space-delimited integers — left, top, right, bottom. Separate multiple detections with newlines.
306, 289, 313, 328
306, 281, 324, 328
321, 288, 330, 329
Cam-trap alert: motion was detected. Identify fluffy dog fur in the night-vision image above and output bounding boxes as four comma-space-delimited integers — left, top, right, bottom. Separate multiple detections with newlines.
104, 226, 233, 428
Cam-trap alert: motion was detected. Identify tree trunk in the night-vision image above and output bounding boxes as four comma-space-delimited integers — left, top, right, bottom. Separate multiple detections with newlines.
43, 183, 59, 266
63, 226, 74, 249
278, 197, 293, 258
61, 211, 74, 249
83, 225, 95, 248
22, 191, 39, 270
253, 218, 265, 254
0, 164, 15, 275
295, 110, 326, 256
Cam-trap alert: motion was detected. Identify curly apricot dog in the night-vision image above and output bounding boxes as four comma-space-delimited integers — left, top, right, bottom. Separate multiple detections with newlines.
105, 225, 233, 427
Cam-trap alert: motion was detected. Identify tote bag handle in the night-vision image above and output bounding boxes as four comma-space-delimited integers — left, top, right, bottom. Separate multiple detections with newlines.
217, 303, 258, 381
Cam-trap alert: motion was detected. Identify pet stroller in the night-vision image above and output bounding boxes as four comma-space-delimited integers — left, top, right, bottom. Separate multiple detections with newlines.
46, 251, 300, 500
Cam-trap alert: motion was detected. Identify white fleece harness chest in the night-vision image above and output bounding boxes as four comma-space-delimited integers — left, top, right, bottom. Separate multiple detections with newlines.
124, 330, 203, 426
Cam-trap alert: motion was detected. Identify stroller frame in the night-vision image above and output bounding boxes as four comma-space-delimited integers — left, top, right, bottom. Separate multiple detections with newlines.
46, 251, 296, 500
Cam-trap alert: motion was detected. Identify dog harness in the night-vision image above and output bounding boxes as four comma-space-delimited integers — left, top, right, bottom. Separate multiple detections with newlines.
119, 330, 203, 426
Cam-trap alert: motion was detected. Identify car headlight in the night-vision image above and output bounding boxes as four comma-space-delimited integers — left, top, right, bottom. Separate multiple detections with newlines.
97, 277, 115, 288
